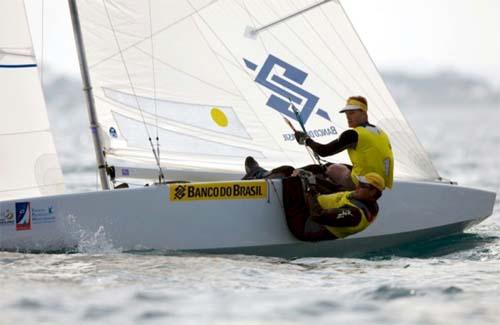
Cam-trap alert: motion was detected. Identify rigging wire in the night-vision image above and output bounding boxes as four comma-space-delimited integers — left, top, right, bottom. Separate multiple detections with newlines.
287, 98, 322, 165
148, 0, 164, 183
102, 0, 165, 182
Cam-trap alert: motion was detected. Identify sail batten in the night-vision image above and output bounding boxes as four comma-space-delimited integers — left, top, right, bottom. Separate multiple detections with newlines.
251, 0, 335, 35
76, 0, 439, 180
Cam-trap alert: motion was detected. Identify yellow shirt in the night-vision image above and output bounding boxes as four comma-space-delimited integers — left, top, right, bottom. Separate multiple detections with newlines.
348, 125, 394, 189
317, 191, 376, 238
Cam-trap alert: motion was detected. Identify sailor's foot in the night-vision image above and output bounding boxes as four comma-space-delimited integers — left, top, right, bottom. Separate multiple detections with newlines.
245, 156, 259, 174
243, 156, 268, 179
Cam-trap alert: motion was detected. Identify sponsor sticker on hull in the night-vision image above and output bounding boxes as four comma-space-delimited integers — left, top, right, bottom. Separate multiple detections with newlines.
32, 205, 56, 224
169, 181, 268, 201
0, 204, 15, 227
15, 202, 32, 231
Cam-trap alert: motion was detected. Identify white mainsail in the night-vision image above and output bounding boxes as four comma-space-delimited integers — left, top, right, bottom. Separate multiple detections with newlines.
76, 0, 439, 180
0, 0, 64, 200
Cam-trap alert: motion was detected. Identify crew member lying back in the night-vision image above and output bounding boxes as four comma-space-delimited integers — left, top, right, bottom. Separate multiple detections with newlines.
289, 172, 385, 241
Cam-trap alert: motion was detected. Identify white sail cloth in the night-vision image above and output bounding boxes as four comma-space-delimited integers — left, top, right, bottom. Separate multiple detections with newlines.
0, 0, 64, 200
76, 0, 439, 180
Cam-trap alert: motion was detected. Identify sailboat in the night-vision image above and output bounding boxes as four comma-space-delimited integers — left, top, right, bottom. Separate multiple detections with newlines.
0, 0, 495, 257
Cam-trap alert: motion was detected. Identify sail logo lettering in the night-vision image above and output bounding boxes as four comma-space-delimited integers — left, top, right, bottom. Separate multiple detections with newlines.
243, 54, 331, 125
170, 181, 267, 201
281, 126, 337, 142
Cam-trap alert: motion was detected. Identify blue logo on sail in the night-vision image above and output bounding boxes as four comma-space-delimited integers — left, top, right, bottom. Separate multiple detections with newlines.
244, 54, 331, 124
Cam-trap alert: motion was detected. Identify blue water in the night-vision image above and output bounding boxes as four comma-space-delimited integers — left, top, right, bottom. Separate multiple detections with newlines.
1, 105, 499, 324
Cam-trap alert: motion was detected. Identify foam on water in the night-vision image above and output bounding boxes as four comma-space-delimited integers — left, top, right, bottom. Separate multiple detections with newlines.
76, 225, 120, 255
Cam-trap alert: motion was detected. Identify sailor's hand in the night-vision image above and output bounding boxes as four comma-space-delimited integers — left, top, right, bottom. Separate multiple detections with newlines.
294, 131, 309, 145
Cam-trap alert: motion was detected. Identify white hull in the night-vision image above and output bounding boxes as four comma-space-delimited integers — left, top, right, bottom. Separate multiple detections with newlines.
0, 180, 495, 257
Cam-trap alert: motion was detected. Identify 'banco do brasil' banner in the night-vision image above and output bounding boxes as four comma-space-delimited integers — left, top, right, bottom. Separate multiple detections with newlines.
169, 181, 268, 202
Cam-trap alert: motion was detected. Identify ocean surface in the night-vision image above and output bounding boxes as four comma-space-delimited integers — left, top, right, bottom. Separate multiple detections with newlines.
1, 104, 499, 324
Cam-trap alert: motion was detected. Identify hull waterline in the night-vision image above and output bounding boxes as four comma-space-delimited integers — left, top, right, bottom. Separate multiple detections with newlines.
0, 179, 495, 257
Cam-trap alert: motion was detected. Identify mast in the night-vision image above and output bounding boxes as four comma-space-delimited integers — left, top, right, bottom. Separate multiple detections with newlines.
68, 0, 110, 190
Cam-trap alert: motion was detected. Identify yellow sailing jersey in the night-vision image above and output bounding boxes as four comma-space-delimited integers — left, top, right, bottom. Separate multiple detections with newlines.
348, 125, 394, 189
317, 191, 375, 238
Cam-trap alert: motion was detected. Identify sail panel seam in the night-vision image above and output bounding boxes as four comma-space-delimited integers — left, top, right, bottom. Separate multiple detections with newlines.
0, 129, 50, 137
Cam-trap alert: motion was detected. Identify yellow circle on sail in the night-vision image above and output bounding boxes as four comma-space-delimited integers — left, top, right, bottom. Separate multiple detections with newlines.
210, 107, 228, 127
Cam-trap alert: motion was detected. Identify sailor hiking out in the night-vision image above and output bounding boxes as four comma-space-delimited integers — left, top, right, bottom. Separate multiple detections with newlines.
284, 172, 385, 241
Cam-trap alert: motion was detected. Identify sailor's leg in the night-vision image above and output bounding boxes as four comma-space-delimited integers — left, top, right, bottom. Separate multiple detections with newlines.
325, 164, 355, 190
303, 219, 337, 241
266, 165, 295, 178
